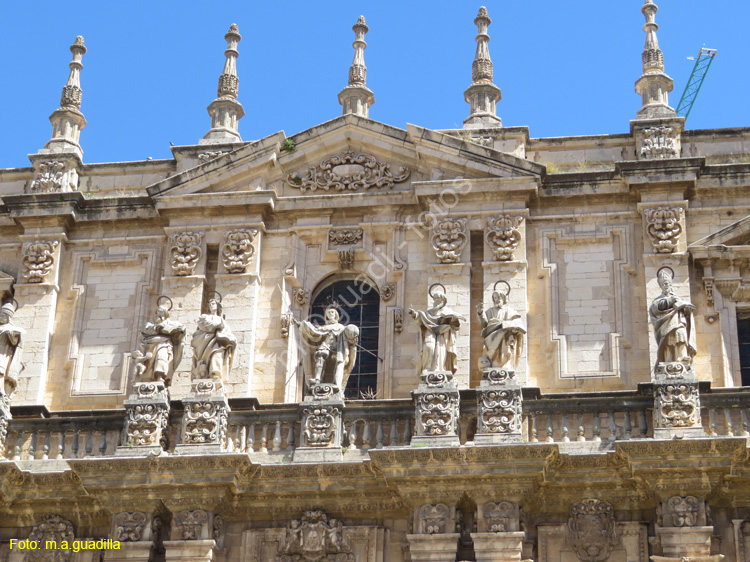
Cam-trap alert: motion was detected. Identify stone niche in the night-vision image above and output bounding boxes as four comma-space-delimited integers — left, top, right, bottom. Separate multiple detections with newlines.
239, 511, 384, 562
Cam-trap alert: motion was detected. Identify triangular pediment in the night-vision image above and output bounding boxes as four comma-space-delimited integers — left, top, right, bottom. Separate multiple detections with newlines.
146, 114, 543, 199
689, 214, 750, 261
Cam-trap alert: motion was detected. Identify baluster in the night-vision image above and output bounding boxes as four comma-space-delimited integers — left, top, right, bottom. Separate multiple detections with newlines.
345, 420, 357, 450
546, 413, 554, 443
639, 408, 648, 438
57, 430, 66, 459
577, 412, 585, 442
99, 430, 108, 456
40, 430, 50, 460
85, 428, 94, 457
12, 432, 23, 460
376, 419, 384, 449
259, 423, 268, 453
624, 410, 632, 440
608, 411, 617, 441
530, 412, 538, 443
724, 408, 734, 437
27, 430, 38, 460
361, 420, 371, 450
227, 432, 235, 453
742, 409, 750, 437
72, 430, 80, 458
388, 418, 397, 446
249, 423, 257, 452
561, 412, 570, 442
287, 422, 295, 452
708, 408, 717, 436
272, 421, 282, 452
238, 426, 247, 453
592, 411, 601, 442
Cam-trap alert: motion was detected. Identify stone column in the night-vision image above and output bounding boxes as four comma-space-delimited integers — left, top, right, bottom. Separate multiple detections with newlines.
471, 501, 524, 562
406, 503, 460, 562
293, 382, 344, 463
13, 234, 65, 405
164, 509, 219, 562
654, 496, 719, 561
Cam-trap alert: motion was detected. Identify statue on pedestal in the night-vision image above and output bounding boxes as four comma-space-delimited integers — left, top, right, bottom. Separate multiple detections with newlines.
132, 296, 185, 386
294, 305, 359, 391
191, 292, 236, 387
650, 267, 696, 365
0, 301, 23, 406
477, 281, 525, 372
409, 284, 465, 374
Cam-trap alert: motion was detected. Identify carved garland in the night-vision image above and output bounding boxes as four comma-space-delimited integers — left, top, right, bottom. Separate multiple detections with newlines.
486, 215, 524, 261
221, 228, 258, 273
329, 228, 363, 246
22, 240, 60, 283
431, 217, 468, 264
169, 231, 203, 276
287, 150, 410, 193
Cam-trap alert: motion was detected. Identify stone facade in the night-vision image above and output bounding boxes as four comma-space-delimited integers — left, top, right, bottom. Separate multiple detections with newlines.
0, 5, 750, 562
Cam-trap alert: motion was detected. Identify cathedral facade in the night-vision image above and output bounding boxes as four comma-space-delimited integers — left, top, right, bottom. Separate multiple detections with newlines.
1, 3, 750, 562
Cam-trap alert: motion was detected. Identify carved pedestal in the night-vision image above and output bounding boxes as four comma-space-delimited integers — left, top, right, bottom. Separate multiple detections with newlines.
471, 532, 525, 562
405, 534, 460, 562
293, 382, 344, 463
475, 369, 523, 445
412, 372, 460, 447
117, 382, 170, 456
175, 383, 230, 454
163, 539, 217, 562
653, 366, 705, 440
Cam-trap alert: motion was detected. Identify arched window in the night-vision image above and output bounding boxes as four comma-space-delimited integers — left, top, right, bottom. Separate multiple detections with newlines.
310, 277, 380, 399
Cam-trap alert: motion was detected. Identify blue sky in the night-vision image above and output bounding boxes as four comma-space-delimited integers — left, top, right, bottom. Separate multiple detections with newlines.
1, 1, 748, 168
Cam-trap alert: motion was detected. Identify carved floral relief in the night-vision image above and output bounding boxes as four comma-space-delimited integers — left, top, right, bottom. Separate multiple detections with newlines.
221, 228, 258, 273
169, 231, 203, 276
644, 207, 683, 254
431, 218, 468, 264
22, 240, 59, 283
486, 215, 524, 261
328, 228, 363, 246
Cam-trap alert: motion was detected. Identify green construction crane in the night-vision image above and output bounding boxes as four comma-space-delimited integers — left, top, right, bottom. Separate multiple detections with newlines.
676, 47, 717, 121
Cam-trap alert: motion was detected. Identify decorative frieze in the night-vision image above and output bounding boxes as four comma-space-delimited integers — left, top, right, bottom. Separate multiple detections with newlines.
380, 282, 395, 301
639, 126, 679, 160
644, 207, 683, 254
418, 503, 451, 535
29, 160, 78, 192
112, 512, 148, 542
26, 515, 75, 562
221, 228, 258, 273
278, 510, 353, 562
174, 510, 208, 541
567, 499, 618, 562
338, 248, 355, 270
169, 231, 203, 276
287, 150, 410, 193
22, 239, 59, 283
328, 228, 363, 245
431, 217, 468, 264
486, 215, 524, 261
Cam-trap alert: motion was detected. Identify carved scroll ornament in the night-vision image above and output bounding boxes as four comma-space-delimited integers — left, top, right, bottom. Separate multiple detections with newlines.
113, 512, 148, 542
221, 228, 258, 273
640, 126, 679, 160
567, 499, 618, 562
278, 510, 353, 562
26, 515, 75, 562
645, 207, 683, 254
655, 383, 701, 428
22, 240, 59, 283
329, 228, 363, 246
418, 503, 451, 535
169, 231, 203, 276
431, 218, 468, 264
175, 509, 208, 540
486, 215, 524, 261
287, 150, 410, 193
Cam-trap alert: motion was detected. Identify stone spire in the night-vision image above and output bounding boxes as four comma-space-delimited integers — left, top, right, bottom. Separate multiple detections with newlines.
201, 24, 245, 144
463, 7, 502, 129
338, 16, 375, 118
635, 0, 676, 119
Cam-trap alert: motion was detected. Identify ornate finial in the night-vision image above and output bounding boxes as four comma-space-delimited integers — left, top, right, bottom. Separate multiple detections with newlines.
634, 0, 676, 119
463, 7, 502, 129
338, 15, 375, 118
61, 36, 87, 109
201, 24, 245, 144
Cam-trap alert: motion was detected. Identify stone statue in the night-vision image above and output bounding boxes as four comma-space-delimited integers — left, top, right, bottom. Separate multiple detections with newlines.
409, 284, 465, 374
477, 281, 526, 371
132, 296, 185, 386
649, 267, 696, 365
191, 293, 237, 386
0, 301, 23, 406
294, 305, 359, 391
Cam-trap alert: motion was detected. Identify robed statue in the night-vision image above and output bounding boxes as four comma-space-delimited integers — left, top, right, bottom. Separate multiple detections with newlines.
0, 301, 23, 406
191, 292, 237, 386
132, 296, 185, 386
294, 305, 359, 391
409, 284, 465, 374
477, 281, 526, 371
649, 267, 696, 365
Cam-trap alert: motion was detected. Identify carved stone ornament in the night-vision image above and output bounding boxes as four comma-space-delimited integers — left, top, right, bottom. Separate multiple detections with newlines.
25, 515, 75, 562
328, 228, 363, 246
278, 510, 354, 562
221, 228, 258, 273
486, 215, 524, 261
338, 249, 355, 270
0, 414, 9, 457
644, 207, 683, 254
183, 401, 228, 445
394, 308, 404, 333
113, 511, 148, 542
431, 217, 468, 264
281, 313, 293, 338
380, 282, 396, 301
169, 231, 203, 276
484, 501, 516, 533
419, 503, 451, 535
30, 160, 77, 193
303, 406, 339, 447
417, 392, 458, 436
22, 239, 59, 283
294, 288, 309, 306
478, 388, 521, 434
287, 150, 410, 193
175, 509, 208, 540
213, 514, 224, 540
655, 382, 701, 428
567, 499, 619, 562
197, 151, 227, 163
640, 126, 679, 160
667, 495, 700, 527
125, 403, 169, 448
